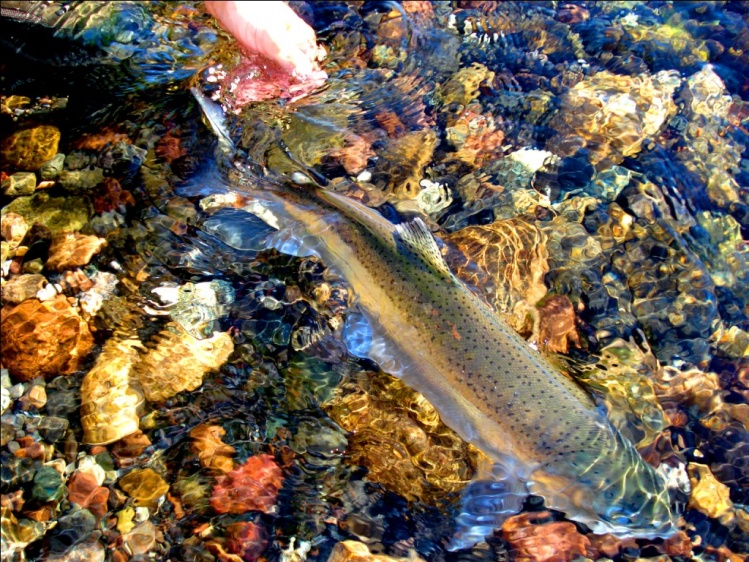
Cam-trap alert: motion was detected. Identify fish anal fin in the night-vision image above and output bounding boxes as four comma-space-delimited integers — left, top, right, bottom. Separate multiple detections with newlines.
447, 455, 528, 551
395, 218, 452, 277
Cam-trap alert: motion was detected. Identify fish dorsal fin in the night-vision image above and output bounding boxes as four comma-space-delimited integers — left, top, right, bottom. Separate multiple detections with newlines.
395, 218, 452, 277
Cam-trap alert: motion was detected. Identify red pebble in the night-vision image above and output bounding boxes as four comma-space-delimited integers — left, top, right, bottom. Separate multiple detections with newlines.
210, 454, 283, 515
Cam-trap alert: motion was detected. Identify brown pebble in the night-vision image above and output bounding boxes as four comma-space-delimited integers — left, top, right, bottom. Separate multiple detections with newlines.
68, 471, 110, 519
23, 503, 56, 523
111, 431, 152, 468
1, 490, 25, 512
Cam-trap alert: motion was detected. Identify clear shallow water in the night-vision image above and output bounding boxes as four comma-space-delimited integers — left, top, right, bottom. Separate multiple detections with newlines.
0, 2, 747, 561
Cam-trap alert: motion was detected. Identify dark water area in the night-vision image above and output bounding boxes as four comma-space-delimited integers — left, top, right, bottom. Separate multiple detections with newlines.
0, 2, 748, 562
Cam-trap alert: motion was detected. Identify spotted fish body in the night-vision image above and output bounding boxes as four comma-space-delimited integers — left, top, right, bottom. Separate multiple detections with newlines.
195, 92, 678, 544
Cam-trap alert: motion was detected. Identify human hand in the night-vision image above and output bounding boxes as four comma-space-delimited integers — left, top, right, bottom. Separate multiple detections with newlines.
204, 1, 325, 77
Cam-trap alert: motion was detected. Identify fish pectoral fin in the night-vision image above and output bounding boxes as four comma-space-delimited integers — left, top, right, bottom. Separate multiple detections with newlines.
447, 459, 528, 551
342, 309, 413, 376
394, 218, 452, 278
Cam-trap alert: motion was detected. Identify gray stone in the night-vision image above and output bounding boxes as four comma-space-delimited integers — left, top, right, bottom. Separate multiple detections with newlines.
38, 416, 70, 443
58, 168, 104, 192
40, 153, 66, 180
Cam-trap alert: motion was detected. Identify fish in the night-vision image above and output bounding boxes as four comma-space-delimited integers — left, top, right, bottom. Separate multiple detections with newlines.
193, 89, 679, 548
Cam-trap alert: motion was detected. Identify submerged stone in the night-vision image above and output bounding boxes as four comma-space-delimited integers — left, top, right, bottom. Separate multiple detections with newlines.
1, 125, 61, 171
118, 468, 169, 509
1, 295, 94, 382
2, 172, 37, 198
2, 193, 90, 235
31, 465, 65, 502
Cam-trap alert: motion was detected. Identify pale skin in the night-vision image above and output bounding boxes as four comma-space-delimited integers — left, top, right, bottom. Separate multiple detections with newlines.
204, 1, 325, 76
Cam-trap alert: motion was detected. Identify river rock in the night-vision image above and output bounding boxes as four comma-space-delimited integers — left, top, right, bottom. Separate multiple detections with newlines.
1, 274, 48, 305
45, 233, 107, 271
1, 295, 94, 382
1, 125, 61, 171
58, 168, 105, 192
40, 153, 66, 180
2, 172, 37, 198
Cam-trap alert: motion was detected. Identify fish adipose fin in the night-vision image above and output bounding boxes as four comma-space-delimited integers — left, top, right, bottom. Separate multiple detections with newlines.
394, 219, 452, 277
447, 455, 528, 551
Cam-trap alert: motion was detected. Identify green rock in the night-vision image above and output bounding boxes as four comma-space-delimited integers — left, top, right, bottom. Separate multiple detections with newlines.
1, 172, 37, 197
1, 192, 90, 234
58, 168, 105, 192
31, 465, 65, 502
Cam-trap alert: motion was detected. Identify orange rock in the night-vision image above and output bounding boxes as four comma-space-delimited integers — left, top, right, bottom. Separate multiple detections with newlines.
661, 531, 694, 558
71, 128, 130, 151
154, 130, 187, 164
118, 468, 170, 509
502, 511, 591, 562
68, 471, 110, 519
703, 545, 747, 562
226, 521, 268, 562
45, 232, 107, 271
1, 125, 60, 171
210, 454, 283, 515
0, 295, 94, 382
13, 441, 48, 461
189, 425, 236, 474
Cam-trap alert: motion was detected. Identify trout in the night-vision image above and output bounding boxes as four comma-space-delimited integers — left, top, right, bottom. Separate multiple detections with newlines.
194, 90, 678, 547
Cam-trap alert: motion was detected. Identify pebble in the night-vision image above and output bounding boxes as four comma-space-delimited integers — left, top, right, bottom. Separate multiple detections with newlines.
118, 468, 169, 508
0, 212, 29, 249
37, 417, 69, 443
1, 274, 49, 305
40, 153, 66, 180
1, 370, 12, 414
1, 454, 36, 491
44, 388, 79, 417
77, 455, 106, 486
23, 385, 47, 410
2, 172, 37, 198
67, 471, 110, 518
9, 383, 25, 399
326, 540, 424, 562
48, 508, 97, 553
0, 124, 61, 170
0, 388, 10, 415
46, 537, 106, 562
58, 169, 105, 192
116, 507, 135, 534
31, 465, 66, 502
121, 520, 157, 557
